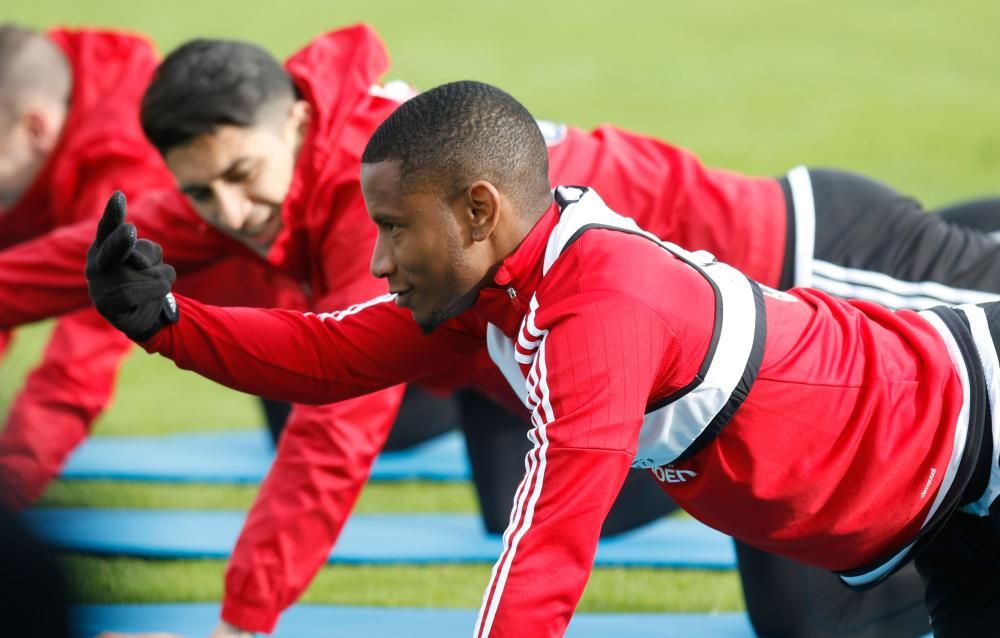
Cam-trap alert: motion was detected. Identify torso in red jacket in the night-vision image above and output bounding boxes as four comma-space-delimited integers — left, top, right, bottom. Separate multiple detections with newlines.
470, 188, 962, 636
146, 186, 966, 637
0, 28, 172, 249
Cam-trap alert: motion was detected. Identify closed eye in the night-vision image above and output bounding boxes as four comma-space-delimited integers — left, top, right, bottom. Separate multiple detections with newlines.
182, 186, 213, 203
224, 167, 258, 184
222, 159, 260, 184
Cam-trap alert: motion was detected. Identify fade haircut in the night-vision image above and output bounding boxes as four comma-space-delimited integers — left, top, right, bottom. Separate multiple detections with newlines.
141, 38, 296, 155
0, 24, 71, 121
362, 80, 551, 216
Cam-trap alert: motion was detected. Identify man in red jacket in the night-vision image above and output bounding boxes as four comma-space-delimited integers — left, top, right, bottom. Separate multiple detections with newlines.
0, 24, 305, 510
86, 80, 1000, 638
0, 23, 174, 505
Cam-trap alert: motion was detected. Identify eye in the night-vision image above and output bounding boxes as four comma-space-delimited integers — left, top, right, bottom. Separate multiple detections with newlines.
223, 162, 260, 184
184, 187, 214, 203
225, 166, 258, 184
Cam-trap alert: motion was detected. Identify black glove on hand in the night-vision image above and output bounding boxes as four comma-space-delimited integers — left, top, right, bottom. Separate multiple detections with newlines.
86, 191, 179, 341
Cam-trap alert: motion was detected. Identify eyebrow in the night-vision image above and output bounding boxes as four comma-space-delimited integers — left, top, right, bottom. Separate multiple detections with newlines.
370, 211, 405, 225
179, 156, 256, 192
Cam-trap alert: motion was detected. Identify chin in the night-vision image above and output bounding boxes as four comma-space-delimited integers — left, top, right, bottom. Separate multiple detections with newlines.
411, 302, 452, 334
232, 237, 272, 259
413, 311, 440, 335
417, 294, 476, 334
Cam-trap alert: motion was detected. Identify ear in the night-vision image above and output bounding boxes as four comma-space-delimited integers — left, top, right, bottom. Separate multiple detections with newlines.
288, 100, 311, 138
465, 181, 502, 243
23, 108, 61, 153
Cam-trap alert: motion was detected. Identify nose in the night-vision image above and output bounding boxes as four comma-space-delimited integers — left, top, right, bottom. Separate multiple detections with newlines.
370, 230, 397, 279
213, 183, 253, 231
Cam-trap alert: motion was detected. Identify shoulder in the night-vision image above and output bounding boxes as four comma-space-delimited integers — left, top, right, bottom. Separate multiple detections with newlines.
536, 227, 715, 344
548, 224, 696, 294
48, 28, 157, 70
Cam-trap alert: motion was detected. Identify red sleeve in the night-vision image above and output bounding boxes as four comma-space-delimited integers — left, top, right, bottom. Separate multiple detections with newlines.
221, 385, 405, 632
163, 271, 475, 632
0, 220, 95, 328
0, 308, 132, 509
474, 292, 674, 637
143, 293, 480, 406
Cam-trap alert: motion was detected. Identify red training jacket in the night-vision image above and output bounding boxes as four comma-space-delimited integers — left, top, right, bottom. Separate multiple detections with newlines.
141, 187, 970, 637
0, 28, 171, 508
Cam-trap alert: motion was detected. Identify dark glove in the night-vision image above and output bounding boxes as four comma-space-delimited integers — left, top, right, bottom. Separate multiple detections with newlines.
86, 191, 179, 341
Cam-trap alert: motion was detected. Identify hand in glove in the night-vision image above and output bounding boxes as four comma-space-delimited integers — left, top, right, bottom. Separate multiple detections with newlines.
86, 191, 179, 341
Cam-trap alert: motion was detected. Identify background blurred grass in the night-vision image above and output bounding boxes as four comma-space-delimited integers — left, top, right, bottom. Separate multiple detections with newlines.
1, 0, 997, 622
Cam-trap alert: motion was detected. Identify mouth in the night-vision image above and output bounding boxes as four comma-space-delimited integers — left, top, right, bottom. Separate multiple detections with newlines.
242, 212, 283, 248
391, 287, 414, 305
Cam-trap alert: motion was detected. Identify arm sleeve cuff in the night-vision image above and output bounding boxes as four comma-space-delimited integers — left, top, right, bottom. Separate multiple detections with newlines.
220, 595, 281, 634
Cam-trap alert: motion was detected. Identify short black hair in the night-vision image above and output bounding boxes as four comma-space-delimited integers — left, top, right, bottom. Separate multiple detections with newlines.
141, 38, 295, 155
362, 80, 551, 215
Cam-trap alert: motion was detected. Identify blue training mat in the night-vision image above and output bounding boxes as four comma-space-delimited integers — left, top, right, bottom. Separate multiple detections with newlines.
74, 604, 757, 637
27, 509, 736, 568
61, 429, 470, 483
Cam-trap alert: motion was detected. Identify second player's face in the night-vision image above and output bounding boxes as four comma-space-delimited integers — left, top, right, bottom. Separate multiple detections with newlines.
164, 103, 308, 256
362, 161, 487, 332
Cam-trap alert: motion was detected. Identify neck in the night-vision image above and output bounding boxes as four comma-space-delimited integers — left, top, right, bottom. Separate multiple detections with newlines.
493, 215, 536, 263
481, 195, 553, 284
508, 193, 554, 247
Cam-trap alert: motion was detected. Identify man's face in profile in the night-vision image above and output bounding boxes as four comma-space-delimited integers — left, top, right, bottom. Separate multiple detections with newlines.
362, 160, 483, 332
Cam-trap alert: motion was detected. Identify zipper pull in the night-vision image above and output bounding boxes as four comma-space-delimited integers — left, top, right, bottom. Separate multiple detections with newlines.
506, 287, 517, 299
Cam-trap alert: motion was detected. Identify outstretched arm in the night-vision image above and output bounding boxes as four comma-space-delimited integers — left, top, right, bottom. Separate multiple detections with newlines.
0, 221, 103, 327
144, 292, 477, 404
86, 192, 481, 405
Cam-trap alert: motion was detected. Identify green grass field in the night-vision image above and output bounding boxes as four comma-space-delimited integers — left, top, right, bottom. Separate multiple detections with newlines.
2, 0, 999, 630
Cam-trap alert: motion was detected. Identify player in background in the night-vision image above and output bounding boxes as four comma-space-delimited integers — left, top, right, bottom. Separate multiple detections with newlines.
0, 24, 311, 511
